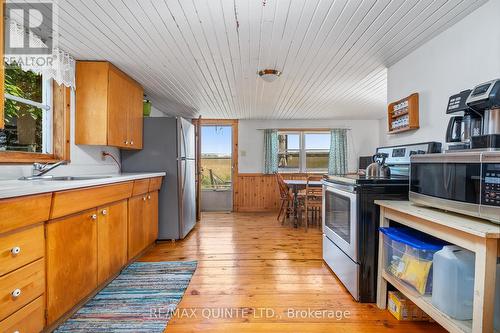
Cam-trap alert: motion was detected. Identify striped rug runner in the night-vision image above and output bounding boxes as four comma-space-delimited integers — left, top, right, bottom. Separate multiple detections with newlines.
55, 261, 197, 333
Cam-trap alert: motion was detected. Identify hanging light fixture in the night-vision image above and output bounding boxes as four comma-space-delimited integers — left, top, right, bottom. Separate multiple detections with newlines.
258, 69, 282, 83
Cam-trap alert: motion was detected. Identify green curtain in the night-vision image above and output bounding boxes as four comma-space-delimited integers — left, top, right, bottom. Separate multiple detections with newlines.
328, 129, 348, 175
263, 129, 279, 174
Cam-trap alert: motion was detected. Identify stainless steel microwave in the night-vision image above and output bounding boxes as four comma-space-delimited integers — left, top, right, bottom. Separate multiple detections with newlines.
409, 151, 500, 224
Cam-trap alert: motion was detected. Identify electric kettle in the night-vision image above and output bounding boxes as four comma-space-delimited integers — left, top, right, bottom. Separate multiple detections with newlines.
366, 153, 390, 178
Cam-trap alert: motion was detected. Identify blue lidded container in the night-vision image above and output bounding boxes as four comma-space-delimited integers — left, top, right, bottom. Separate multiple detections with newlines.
380, 227, 447, 294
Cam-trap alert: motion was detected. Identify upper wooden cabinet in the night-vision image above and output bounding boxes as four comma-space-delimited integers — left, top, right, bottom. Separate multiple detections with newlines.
75, 61, 144, 149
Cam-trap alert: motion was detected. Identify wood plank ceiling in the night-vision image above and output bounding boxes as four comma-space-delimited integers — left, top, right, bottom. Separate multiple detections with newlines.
13, 0, 488, 119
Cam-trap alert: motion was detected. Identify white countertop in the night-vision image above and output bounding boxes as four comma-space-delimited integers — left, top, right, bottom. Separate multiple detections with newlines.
0, 172, 166, 199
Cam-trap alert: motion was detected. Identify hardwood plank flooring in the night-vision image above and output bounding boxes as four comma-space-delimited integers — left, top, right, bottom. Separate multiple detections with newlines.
139, 212, 446, 332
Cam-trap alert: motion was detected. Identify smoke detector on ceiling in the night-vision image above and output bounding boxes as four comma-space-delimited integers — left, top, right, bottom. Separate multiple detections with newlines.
258, 69, 281, 83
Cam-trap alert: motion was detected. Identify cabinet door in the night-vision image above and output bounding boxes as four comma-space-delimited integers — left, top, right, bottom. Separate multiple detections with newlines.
128, 82, 143, 150
107, 68, 129, 148
128, 195, 147, 259
146, 191, 159, 245
46, 209, 98, 324
97, 200, 127, 285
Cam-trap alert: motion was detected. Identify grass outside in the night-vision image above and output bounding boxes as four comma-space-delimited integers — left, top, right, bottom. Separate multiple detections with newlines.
201, 157, 231, 189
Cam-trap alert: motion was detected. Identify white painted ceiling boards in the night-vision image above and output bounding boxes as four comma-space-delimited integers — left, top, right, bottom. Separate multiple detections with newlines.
12, 0, 488, 119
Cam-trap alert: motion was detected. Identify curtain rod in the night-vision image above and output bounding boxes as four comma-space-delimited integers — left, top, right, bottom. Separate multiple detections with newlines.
256, 128, 352, 131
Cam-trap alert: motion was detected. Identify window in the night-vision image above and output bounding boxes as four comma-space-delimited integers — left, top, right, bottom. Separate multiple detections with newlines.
278, 131, 330, 173
1, 63, 52, 154
0, 62, 70, 163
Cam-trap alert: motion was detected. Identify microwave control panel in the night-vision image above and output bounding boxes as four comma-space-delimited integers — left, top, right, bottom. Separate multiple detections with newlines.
482, 164, 500, 206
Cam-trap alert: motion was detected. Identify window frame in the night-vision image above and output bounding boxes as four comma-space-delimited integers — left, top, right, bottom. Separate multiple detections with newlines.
0, 80, 70, 164
278, 131, 301, 173
278, 130, 330, 173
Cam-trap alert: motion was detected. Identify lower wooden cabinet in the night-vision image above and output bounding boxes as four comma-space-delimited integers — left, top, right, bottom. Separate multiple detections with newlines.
97, 200, 128, 285
0, 296, 45, 333
128, 191, 159, 259
0, 258, 45, 320
146, 191, 159, 245
46, 209, 98, 324
128, 194, 146, 259
0, 225, 44, 276
0, 178, 163, 329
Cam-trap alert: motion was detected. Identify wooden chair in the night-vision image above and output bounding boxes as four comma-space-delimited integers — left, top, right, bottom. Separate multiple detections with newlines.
276, 173, 294, 225
303, 175, 323, 230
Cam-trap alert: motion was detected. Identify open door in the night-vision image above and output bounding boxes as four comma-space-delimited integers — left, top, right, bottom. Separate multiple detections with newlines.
194, 116, 201, 221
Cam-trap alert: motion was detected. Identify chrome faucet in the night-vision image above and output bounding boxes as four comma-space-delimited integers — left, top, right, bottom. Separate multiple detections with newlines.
32, 160, 69, 177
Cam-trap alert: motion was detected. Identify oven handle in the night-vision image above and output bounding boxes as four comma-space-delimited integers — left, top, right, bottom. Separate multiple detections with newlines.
322, 181, 357, 194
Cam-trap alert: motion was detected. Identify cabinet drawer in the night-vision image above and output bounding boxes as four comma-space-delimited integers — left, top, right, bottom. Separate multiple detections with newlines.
132, 179, 150, 196
0, 226, 44, 276
148, 177, 163, 192
51, 182, 133, 219
0, 193, 52, 234
0, 296, 44, 333
0, 259, 45, 320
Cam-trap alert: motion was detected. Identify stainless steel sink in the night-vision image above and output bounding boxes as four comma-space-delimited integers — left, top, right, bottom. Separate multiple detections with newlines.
19, 175, 113, 181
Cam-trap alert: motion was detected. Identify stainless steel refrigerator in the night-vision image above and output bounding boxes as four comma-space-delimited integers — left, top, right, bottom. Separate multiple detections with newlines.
121, 117, 196, 240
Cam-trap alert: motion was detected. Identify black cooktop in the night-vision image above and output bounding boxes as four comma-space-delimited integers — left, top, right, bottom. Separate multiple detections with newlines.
323, 173, 409, 186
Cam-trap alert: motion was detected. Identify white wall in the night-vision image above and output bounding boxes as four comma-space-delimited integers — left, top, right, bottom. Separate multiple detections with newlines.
238, 119, 380, 173
379, 0, 500, 147
0, 89, 120, 180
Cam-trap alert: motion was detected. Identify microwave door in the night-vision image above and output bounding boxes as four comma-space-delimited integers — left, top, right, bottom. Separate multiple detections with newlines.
322, 184, 358, 262
443, 164, 456, 196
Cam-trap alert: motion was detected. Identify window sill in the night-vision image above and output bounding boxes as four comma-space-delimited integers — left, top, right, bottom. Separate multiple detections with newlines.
0, 151, 61, 164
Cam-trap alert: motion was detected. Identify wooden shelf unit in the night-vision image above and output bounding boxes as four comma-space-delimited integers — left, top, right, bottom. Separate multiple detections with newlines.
375, 200, 500, 333
382, 271, 472, 333
387, 93, 419, 134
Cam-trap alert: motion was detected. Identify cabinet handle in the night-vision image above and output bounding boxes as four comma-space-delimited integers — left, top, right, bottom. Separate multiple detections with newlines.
142, 196, 147, 201
91, 214, 97, 220
11, 246, 21, 256
148, 195, 151, 200
124, 141, 129, 145
11, 288, 21, 298
131, 140, 134, 145
14, 331, 20, 333
101, 209, 107, 216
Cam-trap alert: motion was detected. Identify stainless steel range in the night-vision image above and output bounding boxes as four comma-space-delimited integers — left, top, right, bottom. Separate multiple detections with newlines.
322, 142, 441, 302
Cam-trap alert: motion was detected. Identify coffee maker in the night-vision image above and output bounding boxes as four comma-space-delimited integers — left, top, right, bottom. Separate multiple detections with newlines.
445, 89, 483, 150
466, 79, 500, 149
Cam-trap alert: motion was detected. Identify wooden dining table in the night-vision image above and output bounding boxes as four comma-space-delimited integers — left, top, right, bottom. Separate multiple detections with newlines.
284, 179, 323, 228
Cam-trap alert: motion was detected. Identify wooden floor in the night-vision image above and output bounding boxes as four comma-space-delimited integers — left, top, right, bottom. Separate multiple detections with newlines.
140, 212, 446, 333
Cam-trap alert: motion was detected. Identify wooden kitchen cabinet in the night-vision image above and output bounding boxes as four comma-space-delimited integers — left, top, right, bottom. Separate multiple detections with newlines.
128, 191, 159, 259
146, 191, 159, 245
46, 209, 98, 324
128, 194, 147, 259
97, 200, 128, 285
75, 61, 143, 149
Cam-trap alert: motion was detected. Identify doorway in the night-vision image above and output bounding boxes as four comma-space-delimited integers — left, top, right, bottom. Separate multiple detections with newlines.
200, 125, 233, 212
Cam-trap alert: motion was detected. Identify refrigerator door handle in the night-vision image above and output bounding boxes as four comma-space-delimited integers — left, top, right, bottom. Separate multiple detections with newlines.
179, 118, 188, 160
182, 159, 187, 197
180, 120, 188, 197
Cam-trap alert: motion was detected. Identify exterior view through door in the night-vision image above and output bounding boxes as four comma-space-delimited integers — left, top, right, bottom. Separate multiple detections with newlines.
201, 125, 233, 211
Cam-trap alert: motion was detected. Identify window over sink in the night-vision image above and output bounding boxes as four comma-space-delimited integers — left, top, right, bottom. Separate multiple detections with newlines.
278, 131, 330, 173
0, 62, 70, 163
1, 62, 52, 154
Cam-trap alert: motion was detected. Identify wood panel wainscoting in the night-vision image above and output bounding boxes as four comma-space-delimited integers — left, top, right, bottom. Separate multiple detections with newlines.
234, 173, 317, 212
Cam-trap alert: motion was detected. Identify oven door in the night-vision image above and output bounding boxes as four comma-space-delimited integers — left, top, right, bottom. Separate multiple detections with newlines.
322, 182, 358, 262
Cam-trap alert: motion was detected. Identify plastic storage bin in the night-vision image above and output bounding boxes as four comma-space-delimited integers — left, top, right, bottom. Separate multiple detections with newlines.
431, 245, 475, 320
380, 227, 447, 295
